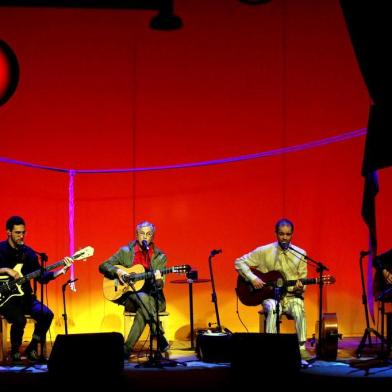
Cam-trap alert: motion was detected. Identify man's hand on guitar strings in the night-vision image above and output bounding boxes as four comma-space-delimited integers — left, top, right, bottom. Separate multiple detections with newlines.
116, 268, 130, 284
251, 276, 265, 289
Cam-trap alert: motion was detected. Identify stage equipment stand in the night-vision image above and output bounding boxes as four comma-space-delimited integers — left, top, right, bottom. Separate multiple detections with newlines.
62, 278, 78, 334
208, 249, 223, 331
35, 250, 48, 363
356, 251, 390, 358
131, 243, 184, 368
287, 245, 329, 359
171, 272, 210, 350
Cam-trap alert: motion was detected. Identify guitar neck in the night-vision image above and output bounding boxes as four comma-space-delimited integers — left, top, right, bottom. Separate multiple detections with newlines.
286, 277, 318, 287
132, 266, 176, 282
20, 259, 66, 284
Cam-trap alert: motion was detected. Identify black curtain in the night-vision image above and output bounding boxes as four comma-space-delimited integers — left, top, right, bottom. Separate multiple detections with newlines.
340, 0, 392, 253
340, 1, 392, 315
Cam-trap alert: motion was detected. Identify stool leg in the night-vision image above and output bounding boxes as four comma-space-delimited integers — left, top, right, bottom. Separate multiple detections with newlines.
1, 318, 8, 361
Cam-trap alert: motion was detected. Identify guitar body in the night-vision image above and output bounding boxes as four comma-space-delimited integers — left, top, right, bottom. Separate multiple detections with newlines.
102, 264, 146, 302
102, 263, 190, 302
236, 270, 287, 306
0, 264, 24, 306
373, 269, 392, 302
0, 246, 94, 308
316, 312, 339, 361
236, 268, 335, 306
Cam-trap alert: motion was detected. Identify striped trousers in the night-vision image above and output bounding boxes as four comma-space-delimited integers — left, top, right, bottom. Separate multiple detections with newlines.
262, 296, 307, 344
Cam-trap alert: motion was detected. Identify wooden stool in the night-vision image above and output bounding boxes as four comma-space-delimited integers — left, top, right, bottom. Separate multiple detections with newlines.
0, 314, 36, 362
123, 311, 170, 338
258, 308, 295, 333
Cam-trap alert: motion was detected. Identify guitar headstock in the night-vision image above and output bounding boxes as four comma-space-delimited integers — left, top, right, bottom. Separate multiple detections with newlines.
173, 265, 191, 274
322, 275, 336, 285
72, 246, 95, 261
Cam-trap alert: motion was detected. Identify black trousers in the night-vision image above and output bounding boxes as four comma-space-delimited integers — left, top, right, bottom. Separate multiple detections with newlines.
0, 295, 53, 352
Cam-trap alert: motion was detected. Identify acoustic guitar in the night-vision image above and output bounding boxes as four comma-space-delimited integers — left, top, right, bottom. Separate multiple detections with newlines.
102, 264, 190, 302
236, 268, 336, 306
0, 246, 94, 308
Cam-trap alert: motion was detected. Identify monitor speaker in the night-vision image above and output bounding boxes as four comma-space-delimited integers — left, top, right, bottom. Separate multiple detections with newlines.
48, 332, 124, 376
231, 333, 301, 375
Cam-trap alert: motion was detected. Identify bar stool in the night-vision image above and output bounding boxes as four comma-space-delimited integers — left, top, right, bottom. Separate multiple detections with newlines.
0, 314, 36, 362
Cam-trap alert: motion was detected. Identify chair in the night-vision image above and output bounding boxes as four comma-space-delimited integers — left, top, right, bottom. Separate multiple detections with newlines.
258, 307, 295, 333
123, 311, 170, 339
0, 314, 36, 362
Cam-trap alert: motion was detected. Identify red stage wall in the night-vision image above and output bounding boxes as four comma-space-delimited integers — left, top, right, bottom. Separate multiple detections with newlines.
1, 0, 391, 340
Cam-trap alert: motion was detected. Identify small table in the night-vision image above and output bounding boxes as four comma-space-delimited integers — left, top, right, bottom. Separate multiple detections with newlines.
171, 278, 210, 350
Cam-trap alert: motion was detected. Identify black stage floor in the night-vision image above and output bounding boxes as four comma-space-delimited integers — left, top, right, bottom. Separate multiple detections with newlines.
1, 336, 392, 390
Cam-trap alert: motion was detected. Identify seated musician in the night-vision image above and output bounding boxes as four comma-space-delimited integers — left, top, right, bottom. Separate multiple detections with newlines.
98, 221, 169, 360
0, 215, 72, 363
234, 218, 312, 362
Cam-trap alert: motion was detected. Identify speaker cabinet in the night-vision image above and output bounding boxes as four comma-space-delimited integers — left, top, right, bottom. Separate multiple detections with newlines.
231, 333, 301, 375
48, 332, 124, 376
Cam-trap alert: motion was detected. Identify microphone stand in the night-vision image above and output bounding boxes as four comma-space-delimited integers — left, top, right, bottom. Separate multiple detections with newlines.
131, 281, 182, 368
36, 251, 48, 363
133, 245, 182, 368
62, 278, 78, 334
288, 246, 328, 358
208, 249, 222, 332
274, 285, 282, 334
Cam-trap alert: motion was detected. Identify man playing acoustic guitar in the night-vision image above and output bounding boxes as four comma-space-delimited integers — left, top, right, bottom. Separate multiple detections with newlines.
0, 215, 72, 363
235, 218, 313, 363
99, 221, 170, 360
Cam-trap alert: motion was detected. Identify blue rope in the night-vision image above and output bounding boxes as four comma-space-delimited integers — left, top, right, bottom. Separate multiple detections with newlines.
0, 128, 366, 174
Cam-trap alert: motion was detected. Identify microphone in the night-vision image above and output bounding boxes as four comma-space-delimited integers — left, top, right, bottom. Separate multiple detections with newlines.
66, 278, 79, 285
142, 240, 149, 250
360, 250, 371, 257
210, 249, 222, 257
279, 242, 290, 251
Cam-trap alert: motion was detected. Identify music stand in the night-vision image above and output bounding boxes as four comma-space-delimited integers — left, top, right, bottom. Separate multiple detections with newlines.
171, 276, 210, 350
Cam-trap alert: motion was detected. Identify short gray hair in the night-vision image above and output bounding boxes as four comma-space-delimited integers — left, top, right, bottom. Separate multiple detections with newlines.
135, 221, 156, 235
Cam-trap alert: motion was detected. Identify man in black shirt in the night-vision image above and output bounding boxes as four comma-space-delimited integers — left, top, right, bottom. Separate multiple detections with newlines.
0, 215, 72, 362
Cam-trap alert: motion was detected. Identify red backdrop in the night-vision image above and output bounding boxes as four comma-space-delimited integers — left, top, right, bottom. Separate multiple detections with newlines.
1, 0, 391, 341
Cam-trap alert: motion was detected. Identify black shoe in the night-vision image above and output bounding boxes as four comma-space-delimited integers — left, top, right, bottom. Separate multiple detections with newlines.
157, 335, 170, 353
25, 349, 39, 362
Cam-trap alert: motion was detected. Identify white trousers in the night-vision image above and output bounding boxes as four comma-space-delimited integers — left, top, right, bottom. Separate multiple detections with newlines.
262, 296, 307, 344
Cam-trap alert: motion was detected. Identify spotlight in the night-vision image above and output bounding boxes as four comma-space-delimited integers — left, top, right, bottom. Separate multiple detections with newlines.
0, 40, 20, 106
